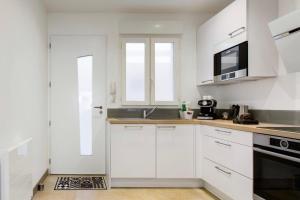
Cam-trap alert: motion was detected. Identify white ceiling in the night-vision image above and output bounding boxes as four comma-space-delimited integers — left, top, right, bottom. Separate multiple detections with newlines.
44, 0, 233, 13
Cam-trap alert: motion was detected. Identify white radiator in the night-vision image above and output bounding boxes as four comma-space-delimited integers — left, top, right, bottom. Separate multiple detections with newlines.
0, 138, 32, 200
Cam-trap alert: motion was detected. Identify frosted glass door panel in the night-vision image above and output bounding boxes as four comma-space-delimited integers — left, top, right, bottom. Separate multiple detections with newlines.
154, 43, 175, 102
77, 56, 93, 156
125, 43, 145, 102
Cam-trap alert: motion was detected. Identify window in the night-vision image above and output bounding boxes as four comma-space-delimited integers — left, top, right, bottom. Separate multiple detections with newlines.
122, 37, 179, 105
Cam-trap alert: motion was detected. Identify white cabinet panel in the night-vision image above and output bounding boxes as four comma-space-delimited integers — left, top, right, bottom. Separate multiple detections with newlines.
202, 125, 253, 146
203, 158, 253, 200
156, 125, 194, 178
203, 135, 253, 178
111, 125, 156, 178
213, 0, 247, 47
196, 18, 217, 85
195, 126, 203, 178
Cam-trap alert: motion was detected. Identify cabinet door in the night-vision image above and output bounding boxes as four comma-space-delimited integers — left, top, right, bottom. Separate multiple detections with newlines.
213, 0, 247, 53
203, 158, 253, 200
156, 125, 194, 178
111, 125, 156, 178
203, 135, 253, 178
215, 0, 247, 45
196, 19, 217, 85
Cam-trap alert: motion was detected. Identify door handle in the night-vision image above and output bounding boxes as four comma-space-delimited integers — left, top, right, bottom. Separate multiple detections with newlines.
93, 106, 103, 114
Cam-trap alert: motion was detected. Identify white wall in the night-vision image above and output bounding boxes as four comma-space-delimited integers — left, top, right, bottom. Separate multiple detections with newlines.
48, 13, 212, 108
199, 0, 300, 111
0, 0, 48, 186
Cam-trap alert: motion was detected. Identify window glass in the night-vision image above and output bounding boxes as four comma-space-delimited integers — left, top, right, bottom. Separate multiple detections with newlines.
125, 43, 145, 101
154, 43, 174, 102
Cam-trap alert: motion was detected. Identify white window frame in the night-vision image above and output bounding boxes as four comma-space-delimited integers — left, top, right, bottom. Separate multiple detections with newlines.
150, 38, 180, 105
121, 38, 150, 105
121, 36, 180, 106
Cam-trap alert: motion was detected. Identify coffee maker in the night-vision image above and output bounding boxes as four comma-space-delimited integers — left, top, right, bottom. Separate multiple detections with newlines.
197, 97, 217, 120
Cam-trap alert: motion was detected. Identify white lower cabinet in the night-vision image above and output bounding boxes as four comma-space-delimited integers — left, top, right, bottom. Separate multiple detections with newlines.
110, 123, 253, 199
203, 158, 253, 200
156, 125, 195, 178
203, 135, 253, 178
110, 125, 156, 178
202, 126, 253, 200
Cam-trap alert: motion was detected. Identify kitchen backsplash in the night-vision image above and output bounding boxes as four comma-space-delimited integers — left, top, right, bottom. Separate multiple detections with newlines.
107, 108, 300, 125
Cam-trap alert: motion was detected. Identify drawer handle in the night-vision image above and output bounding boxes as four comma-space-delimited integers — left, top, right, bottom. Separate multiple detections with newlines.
215, 140, 232, 147
124, 126, 143, 129
157, 126, 176, 129
201, 80, 213, 84
215, 129, 232, 135
229, 27, 246, 38
215, 166, 231, 176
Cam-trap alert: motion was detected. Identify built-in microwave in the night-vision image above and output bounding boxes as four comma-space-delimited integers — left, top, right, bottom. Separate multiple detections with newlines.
214, 41, 248, 82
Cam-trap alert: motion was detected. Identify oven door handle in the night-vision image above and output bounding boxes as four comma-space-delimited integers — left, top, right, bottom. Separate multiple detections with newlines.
254, 147, 300, 164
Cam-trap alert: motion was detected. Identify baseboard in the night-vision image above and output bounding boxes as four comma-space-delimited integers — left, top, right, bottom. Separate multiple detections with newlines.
204, 182, 231, 200
32, 169, 49, 197
111, 178, 204, 188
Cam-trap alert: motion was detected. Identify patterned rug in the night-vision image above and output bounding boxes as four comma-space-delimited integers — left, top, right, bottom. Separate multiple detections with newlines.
54, 176, 107, 190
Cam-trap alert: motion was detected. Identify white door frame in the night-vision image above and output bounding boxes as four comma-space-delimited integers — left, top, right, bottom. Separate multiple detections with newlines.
47, 34, 108, 174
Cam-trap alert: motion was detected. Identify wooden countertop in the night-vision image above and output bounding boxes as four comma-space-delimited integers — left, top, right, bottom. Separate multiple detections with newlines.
107, 118, 300, 140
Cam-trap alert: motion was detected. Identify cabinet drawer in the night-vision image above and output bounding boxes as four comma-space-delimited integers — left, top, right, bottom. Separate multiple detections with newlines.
203, 158, 253, 200
203, 125, 253, 146
110, 125, 156, 178
156, 125, 194, 178
203, 135, 253, 178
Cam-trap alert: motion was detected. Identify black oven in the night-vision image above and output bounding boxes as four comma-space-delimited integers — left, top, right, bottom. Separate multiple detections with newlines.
214, 41, 248, 82
254, 134, 300, 200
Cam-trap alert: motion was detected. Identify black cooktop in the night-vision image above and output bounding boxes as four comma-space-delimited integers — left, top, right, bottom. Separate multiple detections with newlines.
259, 127, 300, 133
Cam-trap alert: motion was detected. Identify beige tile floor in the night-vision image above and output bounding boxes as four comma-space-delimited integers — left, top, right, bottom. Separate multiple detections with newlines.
33, 175, 218, 200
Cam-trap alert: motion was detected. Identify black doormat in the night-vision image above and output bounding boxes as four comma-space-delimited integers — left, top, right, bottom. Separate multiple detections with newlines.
54, 176, 107, 190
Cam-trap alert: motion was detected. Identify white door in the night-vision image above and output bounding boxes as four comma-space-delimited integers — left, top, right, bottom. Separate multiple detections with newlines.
50, 35, 106, 174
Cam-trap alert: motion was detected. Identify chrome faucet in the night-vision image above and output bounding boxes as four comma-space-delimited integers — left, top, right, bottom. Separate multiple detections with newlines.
143, 106, 158, 119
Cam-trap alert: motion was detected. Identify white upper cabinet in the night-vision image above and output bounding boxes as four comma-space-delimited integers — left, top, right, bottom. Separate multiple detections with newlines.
197, 0, 278, 86
213, 0, 247, 53
197, 18, 217, 85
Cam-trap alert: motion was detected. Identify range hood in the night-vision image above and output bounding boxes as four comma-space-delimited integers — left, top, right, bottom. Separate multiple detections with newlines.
269, 9, 300, 73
